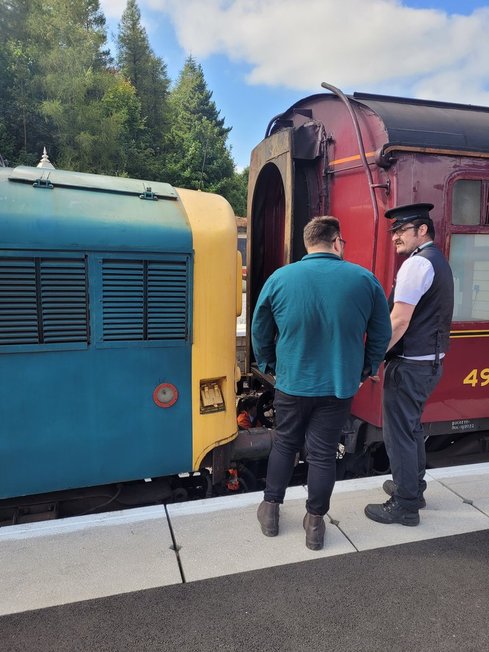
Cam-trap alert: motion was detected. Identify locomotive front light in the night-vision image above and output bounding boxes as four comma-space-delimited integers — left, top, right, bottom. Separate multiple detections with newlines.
153, 383, 178, 408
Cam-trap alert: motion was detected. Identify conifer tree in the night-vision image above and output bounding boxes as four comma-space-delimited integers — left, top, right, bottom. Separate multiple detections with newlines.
0, 0, 248, 211
116, 0, 170, 149
166, 55, 234, 194
0, 0, 45, 163
35, 0, 127, 172
0, 0, 129, 170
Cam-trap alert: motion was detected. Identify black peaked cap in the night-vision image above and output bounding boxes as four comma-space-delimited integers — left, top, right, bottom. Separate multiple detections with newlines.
385, 202, 434, 231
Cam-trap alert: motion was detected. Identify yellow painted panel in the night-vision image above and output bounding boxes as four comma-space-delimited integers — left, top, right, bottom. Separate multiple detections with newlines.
176, 188, 239, 469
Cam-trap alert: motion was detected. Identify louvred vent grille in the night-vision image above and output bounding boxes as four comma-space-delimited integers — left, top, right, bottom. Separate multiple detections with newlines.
102, 259, 189, 342
0, 257, 88, 346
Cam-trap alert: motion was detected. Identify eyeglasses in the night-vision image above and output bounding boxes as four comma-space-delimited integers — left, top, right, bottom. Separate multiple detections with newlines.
336, 236, 347, 247
393, 225, 417, 235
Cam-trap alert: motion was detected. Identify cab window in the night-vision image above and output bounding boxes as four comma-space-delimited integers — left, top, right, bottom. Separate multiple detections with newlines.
450, 179, 489, 321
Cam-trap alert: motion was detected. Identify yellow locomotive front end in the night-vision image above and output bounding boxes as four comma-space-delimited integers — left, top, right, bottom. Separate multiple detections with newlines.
177, 188, 242, 473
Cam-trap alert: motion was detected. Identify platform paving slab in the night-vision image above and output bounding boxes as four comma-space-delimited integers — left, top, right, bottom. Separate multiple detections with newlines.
328, 469, 489, 551
427, 462, 489, 516
0, 506, 181, 616
167, 486, 356, 581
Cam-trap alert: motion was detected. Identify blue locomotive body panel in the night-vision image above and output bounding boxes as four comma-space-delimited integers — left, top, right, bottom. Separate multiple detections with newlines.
2, 342, 192, 497
0, 167, 194, 497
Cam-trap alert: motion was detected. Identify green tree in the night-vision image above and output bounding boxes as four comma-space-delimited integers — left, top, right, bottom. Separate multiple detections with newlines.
0, 0, 123, 168
0, 0, 45, 163
220, 167, 249, 217
100, 76, 157, 178
32, 0, 147, 175
116, 0, 170, 149
0, 0, 246, 202
166, 56, 235, 196
1, 42, 36, 160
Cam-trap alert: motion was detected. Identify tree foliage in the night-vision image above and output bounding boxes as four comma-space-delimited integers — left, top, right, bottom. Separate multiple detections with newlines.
0, 0, 247, 214
220, 167, 249, 217
166, 56, 235, 194
117, 0, 170, 148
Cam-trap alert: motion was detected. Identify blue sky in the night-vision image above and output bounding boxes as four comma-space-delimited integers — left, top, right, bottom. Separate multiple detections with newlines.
100, 1, 489, 171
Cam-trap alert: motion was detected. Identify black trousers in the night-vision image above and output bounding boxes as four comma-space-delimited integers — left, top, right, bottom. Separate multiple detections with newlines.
383, 358, 443, 510
264, 390, 352, 516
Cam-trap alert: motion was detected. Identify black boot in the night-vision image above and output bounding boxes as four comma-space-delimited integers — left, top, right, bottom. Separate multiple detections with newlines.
303, 513, 325, 550
365, 497, 420, 526
257, 500, 279, 536
383, 479, 426, 509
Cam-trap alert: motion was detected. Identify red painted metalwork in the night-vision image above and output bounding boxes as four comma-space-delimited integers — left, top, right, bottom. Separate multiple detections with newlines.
247, 89, 489, 438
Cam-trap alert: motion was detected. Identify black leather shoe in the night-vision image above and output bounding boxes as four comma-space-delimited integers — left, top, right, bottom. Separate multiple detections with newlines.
303, 513, 325, 550
383, 479, 426, 509
364, 497, 420, 526
257, 500, 279, 536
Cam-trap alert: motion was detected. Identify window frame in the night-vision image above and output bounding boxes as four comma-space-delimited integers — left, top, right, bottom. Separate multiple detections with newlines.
446, 172, 489, 327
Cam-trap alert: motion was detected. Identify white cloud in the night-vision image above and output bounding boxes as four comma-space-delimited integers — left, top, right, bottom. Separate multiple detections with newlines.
100, 0, 489, 104
100, 0, 128, 19
165, 0, 489, 103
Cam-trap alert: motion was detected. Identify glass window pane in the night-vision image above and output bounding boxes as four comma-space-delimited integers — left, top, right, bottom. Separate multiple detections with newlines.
452, 180, 481, 225
450, 234, 489, 321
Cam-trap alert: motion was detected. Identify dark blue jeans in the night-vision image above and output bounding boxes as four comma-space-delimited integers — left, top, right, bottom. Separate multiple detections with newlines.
264, 390, 352, 516
383, 358, 443, 510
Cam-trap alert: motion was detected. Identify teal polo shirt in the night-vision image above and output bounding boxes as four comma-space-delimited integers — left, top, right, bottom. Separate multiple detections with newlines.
251, 253, 391, 398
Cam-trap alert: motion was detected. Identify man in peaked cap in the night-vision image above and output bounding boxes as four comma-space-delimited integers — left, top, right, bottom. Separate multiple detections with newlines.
365, 202, 454, 526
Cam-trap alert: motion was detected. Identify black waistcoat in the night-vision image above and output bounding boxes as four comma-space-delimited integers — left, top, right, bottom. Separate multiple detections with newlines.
389, 245, 454, 357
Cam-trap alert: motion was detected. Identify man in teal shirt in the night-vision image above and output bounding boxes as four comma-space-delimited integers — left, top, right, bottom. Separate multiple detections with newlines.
252, 216, 391, 550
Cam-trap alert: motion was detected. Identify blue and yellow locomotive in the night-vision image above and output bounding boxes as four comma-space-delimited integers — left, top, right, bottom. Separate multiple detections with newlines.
0, 164, 242, 500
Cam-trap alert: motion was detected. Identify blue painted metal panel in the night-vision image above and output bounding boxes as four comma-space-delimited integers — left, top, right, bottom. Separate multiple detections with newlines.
0, 168, 195, 498
0, 167, 192, 254
9, 166, 178, 199
0, 253, 193, 498
0, 345, 192, 497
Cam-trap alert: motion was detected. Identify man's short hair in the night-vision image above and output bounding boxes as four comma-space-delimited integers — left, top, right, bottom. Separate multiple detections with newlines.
303, 216, 340, 248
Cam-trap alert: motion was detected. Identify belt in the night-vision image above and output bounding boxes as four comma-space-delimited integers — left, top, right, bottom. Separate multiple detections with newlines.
393, 357, 443, 366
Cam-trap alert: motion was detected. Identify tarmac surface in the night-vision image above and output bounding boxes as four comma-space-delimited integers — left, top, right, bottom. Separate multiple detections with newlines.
1, 462, 489, 651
